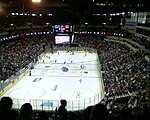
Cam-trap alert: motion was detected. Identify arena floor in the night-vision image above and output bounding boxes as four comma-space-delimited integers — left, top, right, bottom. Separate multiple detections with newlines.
2, 51, 103, 111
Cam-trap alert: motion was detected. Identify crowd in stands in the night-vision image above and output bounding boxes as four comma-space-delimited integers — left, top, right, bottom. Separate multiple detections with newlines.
78, 35, 149, 97
134, 28, 150, 50
0, 34, 150, 120
0, 35, 54, 81
131, 37, 150, 50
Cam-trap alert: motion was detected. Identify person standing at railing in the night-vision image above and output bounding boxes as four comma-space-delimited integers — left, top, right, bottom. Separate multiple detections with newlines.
58, 99, 68, 120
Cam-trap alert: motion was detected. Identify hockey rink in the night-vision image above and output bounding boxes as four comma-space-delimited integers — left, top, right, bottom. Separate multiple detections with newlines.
2, 51, 103, 110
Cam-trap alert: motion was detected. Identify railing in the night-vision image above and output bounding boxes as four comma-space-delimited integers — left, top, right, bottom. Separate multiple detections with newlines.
11, 91, 103, 111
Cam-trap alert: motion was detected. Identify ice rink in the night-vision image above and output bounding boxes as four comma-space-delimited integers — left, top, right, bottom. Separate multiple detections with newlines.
2, 51, 104, 110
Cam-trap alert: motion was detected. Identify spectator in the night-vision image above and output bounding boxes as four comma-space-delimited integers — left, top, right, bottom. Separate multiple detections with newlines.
36, 111, 49, 120
84, 105, 93, 120
58, 99, 68, 120
18, 103, 33, 120
0, 96, 19, 120
90, 103, 109, 120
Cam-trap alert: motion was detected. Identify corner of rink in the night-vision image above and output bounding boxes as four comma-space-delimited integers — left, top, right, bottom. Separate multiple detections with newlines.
0, 70, 29, 98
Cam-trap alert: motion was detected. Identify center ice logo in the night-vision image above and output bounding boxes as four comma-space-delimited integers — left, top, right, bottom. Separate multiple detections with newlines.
61, 66, 69, 72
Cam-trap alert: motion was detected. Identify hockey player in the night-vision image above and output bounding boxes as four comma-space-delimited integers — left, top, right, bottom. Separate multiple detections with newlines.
29, 70, 31, 76
80, 64, 83, 69
76, 92, 80, 98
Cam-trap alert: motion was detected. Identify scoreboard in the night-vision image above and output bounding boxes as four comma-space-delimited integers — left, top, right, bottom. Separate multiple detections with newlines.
53, 24, 74, 44
53, 24, 74, 34
54, 25, 70, 33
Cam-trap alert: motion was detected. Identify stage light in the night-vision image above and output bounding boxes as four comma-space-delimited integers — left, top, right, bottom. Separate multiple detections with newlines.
32, 0, 41, 3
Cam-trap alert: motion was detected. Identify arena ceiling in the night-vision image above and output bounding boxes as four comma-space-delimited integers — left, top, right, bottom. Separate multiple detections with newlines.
0, 0, 149, 14
0, 0, 149, 24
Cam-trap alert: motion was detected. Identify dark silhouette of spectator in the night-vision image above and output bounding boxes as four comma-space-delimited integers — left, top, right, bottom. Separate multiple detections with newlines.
141, 104, 150, 120
36, 111, 49, 120
90, 103, 109, 120
58, 99, 68, 120
0, 96, 19, 120
84, 105, 93, 120
18, 103, 33, 120
68, 111, 75, 120
119, 107, 132, 120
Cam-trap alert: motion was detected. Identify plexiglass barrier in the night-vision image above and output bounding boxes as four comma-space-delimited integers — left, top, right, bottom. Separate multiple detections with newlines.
10, 91, 103, 111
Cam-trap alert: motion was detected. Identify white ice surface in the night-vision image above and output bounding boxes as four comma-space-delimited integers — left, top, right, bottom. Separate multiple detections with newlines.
2, 51, 103, 110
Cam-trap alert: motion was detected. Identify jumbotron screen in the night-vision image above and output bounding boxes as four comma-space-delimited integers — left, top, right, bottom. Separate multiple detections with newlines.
54, 25, 70, 33
53, 24, 74, 44
55, 36, 70, 44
